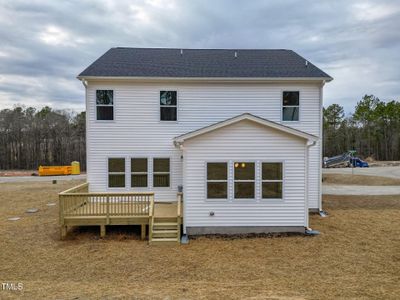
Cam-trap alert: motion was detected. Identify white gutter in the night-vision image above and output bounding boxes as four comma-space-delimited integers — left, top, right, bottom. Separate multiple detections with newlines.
80, 79, 88, 88
77, 76, 333, 82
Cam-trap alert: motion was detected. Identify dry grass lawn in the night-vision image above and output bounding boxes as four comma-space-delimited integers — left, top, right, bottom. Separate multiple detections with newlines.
1, 180, 399, 299
322, 173, 400, 186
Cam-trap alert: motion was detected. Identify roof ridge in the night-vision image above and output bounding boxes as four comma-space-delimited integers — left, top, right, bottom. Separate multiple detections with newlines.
114, 47, 291, 51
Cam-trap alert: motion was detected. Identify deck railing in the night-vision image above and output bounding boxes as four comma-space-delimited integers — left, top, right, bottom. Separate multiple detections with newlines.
59, 183, 154, 225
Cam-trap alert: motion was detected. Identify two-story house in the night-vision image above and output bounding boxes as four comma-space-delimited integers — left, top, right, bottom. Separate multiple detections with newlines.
76, 47, 332, 238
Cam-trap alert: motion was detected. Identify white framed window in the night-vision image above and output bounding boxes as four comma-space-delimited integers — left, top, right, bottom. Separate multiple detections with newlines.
261, 162, 283, 199
234, 162, 255, 199
206, 162, 228, 199
160, 91, 177, 121
108, 158, 125, 188
131, 158, 148, 187
96, 90, 114, 120
282, 91, 299, 121
153, 158, 170, 187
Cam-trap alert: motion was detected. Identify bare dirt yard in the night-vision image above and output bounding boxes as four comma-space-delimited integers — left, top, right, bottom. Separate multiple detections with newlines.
0, 170, 37, 177
1, 180, 399, 299
322, 173, 400, 186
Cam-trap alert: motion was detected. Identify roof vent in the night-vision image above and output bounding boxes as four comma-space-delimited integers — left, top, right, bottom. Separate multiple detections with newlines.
180, 49, 183, 55
234, 51, 238, 58
305, 60, 308, 67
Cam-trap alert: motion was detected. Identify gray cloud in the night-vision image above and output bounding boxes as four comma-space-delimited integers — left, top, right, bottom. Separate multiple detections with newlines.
0, 0, 399, 112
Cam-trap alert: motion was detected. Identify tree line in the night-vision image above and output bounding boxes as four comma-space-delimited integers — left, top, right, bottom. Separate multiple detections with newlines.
324, 95, 400, 161
0, 106, 86, 170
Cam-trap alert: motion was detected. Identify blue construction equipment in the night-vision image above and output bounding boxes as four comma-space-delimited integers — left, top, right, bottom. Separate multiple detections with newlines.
323, 151, 369, 168
323, 151, 352, 168
350, 157, 369, 168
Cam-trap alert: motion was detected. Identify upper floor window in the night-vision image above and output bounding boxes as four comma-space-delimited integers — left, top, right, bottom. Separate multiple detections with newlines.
207, 163, 228, 199
282, 91, 299, 121
108, 158, 125, 188
131, 158, 148, 187
96, 90, 114, 120
234, 162, 255, 199
262, 163, 283, 199
153, 158, 170, 187
160, 91, 177, 121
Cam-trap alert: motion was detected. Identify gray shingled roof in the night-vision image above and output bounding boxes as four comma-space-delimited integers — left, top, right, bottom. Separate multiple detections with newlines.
78, 47, 332, 80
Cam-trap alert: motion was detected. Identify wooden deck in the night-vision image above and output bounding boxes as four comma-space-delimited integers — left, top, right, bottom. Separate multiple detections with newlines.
59, 183, 182, 243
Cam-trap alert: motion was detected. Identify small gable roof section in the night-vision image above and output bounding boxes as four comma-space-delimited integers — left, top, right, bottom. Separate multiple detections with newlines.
173, 113, 318, 145
78, 48, 332, 81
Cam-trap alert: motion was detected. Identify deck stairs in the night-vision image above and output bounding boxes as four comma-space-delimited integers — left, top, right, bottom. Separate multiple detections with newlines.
151, 218, 180, 244
149, 196, 182, 245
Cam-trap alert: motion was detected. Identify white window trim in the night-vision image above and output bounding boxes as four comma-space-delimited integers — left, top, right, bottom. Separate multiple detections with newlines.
153, 157, 171, 189
233, 161, 256, 200
205, 161, 229, 201
130, 157, 148, 188
107, 157, 126, 189
95, 89, 115, 121
159, 90, 178, 122
281, 90, 300, 122
260, 161, 285, 201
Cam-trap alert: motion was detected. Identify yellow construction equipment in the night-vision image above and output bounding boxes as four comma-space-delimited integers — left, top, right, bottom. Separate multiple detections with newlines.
38, 162, 80, 176
71, 161, 80, 175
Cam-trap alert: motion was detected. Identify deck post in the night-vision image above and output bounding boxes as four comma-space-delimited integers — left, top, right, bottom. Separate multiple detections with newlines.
106, 196, 110, 225
60, 226, 67, 240
100, 225, 106, 237
141, 224, 146, 240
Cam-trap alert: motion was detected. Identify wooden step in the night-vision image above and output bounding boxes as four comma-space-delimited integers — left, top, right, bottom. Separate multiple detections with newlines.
150, 237, 179, 245
152, 230, 178, 238
152, 230, 178, 234
153, 222, 178, 226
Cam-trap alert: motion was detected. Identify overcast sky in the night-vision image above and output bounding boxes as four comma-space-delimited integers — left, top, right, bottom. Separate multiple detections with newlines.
0, 0, 399, 113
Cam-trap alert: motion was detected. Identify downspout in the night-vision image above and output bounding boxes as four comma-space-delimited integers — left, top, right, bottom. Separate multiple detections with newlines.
180, 143, 187, 236
305, 140, 318, 234
175, 141, 189, 243
319, 81, 325, 211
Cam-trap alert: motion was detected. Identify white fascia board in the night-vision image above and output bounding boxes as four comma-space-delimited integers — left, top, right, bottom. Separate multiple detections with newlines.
77, 76, 333, 83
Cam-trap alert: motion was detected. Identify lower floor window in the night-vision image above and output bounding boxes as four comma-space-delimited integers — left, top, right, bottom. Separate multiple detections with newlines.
262, 163, 283, 199
234, 162, 255, 199
108, 158, 125, 188
131, 158, 148, 187
207, 162, 228, 199
206, 161, 284, 200
153, 158, 170, 187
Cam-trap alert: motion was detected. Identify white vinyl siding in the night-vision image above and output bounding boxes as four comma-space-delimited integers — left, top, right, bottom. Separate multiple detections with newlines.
183, 119, 307, 227
86, 81, 321, 208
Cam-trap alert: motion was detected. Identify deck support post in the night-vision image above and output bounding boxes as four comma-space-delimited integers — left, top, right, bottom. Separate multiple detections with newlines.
100, 225, 106, 238
141, 224, 146, 240
60, 226, 67, 240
